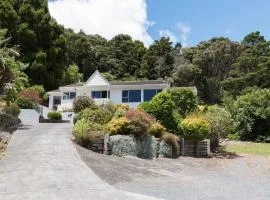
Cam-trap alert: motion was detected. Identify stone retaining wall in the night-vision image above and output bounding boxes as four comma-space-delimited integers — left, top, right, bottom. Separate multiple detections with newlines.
89, 135, 211, 158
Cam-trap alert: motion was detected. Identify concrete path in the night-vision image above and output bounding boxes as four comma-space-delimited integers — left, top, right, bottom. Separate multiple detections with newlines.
0, 123, 159, 200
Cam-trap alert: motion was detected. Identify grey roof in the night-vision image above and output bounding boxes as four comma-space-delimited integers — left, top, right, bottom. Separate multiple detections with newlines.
47, 89, 60, 93
110, 80, 168, 85
60, 82, 85, 87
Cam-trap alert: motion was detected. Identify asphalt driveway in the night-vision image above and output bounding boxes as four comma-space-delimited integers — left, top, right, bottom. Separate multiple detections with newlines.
76, 143, 270, 200
0, 123, 159, 200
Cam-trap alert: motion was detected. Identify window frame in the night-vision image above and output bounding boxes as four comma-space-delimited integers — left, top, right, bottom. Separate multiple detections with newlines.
63, 92, 76, 100
143, 89, 163, 102
122, 90, 141, 103
91, 91, 109, 99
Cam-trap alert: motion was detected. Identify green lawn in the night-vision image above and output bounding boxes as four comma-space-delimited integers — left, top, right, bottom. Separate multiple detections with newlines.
226, 142, 270, 156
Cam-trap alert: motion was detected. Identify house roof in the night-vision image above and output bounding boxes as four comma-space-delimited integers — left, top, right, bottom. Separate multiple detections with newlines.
47, 71, 169, 93
60, 82, 85, 87
47, 89, 61, 93
110, 80, 168, 85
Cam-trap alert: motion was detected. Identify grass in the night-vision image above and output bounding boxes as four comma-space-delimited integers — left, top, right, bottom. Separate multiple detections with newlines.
225, 142, 270, 156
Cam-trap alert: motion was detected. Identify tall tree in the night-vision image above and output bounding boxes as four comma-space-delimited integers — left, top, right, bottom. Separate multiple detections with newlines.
141, 37, 175, 79
224, 32, 270, 95
0, 0, 67, 90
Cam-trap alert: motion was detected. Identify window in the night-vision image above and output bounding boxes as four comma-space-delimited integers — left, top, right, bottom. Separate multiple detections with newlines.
91, 91, 108, 99
143, 89, 163, 101
63, 92, 76, 100
122, 90, 141, 103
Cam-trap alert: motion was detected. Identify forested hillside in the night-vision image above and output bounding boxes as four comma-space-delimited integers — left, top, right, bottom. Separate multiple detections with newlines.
1, 0, 270, 104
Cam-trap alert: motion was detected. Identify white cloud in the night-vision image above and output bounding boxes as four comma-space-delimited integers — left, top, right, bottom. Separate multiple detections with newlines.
159, 30, 177, 43
158, 22, 191, 47
48, 0, 153, 46
177, 22, 191, 47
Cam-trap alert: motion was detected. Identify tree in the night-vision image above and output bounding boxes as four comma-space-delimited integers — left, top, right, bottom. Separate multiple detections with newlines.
141, 37, 175, 79
61, 64, 82, 85
223, 32, 270, 96
0, 0, 67, 90
180, 37, 241, 104
226, 88, 270, 141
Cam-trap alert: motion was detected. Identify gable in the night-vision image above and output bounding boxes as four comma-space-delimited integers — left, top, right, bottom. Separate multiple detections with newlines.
85, 70, 109, 86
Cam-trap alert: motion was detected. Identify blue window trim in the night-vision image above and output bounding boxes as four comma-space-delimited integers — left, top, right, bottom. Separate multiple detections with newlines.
91, 91, 109, 99
122, 90, 141, 103
63, 92, 76, 100
143, 89, 163, 101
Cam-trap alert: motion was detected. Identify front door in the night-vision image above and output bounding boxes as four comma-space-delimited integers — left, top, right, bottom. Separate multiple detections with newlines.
53, 96, 61, 110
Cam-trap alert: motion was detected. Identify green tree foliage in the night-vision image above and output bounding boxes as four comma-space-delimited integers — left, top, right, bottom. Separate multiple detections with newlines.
206, 105, 236, 150
140, 88, 197, 133
174, 37, 241, 104
141, 37, 174, 79
226, 88, 270, 141
223, 32, 270, 95
0, 0, 67, 90
61, 64, 82, 85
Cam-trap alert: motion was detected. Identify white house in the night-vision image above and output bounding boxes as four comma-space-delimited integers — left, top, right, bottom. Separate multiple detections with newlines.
47, 70, 196, 111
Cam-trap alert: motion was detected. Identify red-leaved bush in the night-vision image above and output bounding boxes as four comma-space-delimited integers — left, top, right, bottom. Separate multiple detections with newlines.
124, 109, 155, 137
19, 88, 42, 104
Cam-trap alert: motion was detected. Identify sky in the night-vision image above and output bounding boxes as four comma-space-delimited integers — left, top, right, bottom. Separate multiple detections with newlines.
48, 0, 270, 47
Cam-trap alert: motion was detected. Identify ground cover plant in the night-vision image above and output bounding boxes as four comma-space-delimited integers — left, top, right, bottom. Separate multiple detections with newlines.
225, 142, 270, 156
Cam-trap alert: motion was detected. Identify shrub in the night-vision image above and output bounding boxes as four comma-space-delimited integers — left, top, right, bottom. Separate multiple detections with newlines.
161, 133, 180, 158
124, 109, 155, 137
30, 85, 48, 102
47, 112, 62, 120
0, 113, 20, 129
113, 108, 128, 119
115, 103, 129, 111
73, 96, 97, 113
73, 118, 106, 147
227, 133, 240, 140
19, 88, 42, 104
140, 88, 197, 133
205, 105, 236, 151
107, 117, 131, 135
180, 113, 210, 141
2, 104, 20, 117
147, 122, 166, 138
77, 107, 114, 125
226, 88, 270, 141
15, 96, 35, 109
99, 101, 117, 114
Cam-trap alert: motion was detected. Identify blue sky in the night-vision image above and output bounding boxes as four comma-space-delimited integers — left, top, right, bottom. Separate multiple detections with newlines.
147, 0, 270, 45
48, 0, 270, 47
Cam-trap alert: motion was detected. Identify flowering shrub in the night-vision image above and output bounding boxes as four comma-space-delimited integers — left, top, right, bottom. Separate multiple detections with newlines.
124, 109, 155, 137
147, 122, 166, 138
107, 117, 131, 136
180, 113, 210, 141
115, 104, 129, 111
19, 88, 41, 104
